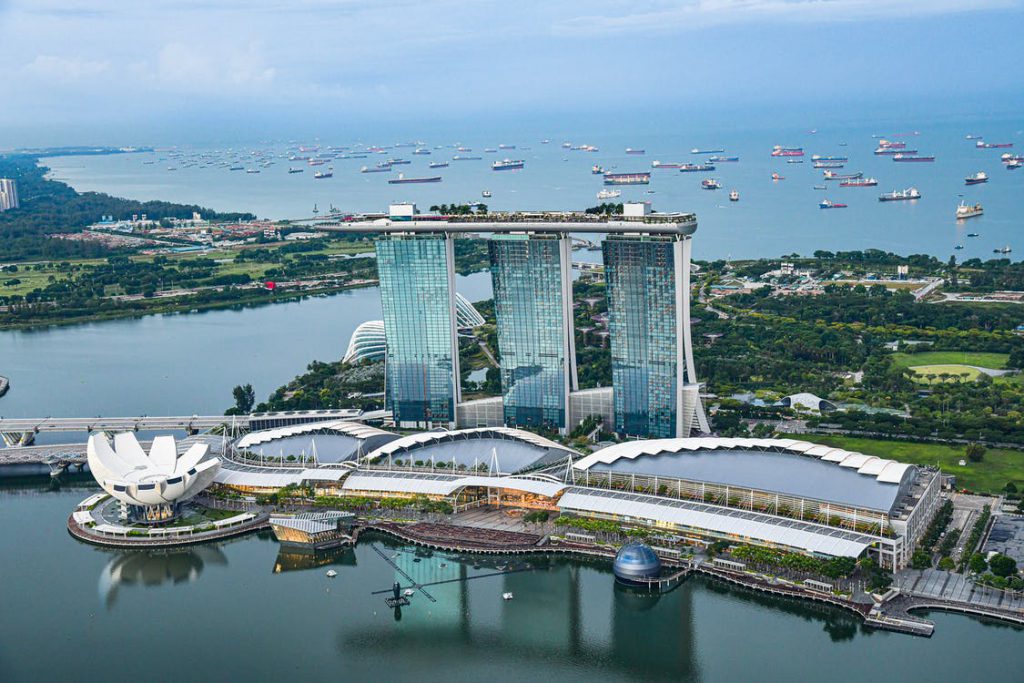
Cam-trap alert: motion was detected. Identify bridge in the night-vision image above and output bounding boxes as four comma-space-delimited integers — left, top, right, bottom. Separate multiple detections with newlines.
0, 408, 385, 448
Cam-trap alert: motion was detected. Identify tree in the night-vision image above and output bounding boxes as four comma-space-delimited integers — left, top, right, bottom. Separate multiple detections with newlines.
910, 550, 932, 570
988, 553, 1018, 578
232, 383, 256, 413
968, 552, 988, 574
938, 556, 955, 571
1004, 481, 1018, 495
965, 442, 986, 463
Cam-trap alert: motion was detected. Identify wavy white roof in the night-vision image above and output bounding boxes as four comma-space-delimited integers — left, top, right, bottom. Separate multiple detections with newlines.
87, 432, 220, 507
575, 437, 914, 484
367, 427, 574, 459
236, 420, 394, 449
343, 470, 568, 498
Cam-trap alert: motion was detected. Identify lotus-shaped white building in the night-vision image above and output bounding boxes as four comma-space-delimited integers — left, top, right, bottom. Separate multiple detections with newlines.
87, 432, 221, 522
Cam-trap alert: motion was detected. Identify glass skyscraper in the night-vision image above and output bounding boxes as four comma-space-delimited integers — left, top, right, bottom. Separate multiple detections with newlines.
603, 234, 707, 438
489, 234, 576, 431
376, 234, 460, 427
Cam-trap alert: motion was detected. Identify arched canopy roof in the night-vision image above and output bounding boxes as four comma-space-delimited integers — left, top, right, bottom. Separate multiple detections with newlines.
364, 427, 578, 475
574, 438, 916, 513
235, 420, 399, 463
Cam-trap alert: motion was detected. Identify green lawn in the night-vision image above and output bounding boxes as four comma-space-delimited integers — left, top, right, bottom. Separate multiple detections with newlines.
908, 364, 984, 383
891, 351, 1009, 370
792, 434, 1023, 494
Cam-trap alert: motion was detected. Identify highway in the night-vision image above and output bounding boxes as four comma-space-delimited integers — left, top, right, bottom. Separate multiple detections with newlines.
0, 415, 236, 433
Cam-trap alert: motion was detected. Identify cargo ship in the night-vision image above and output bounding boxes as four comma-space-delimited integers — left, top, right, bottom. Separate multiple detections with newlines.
811, 155, 848, 162
499, 144, 516, 150
965, 172, 988, 185
877, 139, 905, 150
314, 169, 333, 179
819, 199, 847, 209
893, 154, 934, 162
388, 159, 411, 165
428, 161, 449, 168
412, 148, 431, 155
874, 147, 917, 155
1008, 159, 1023, 169
977, 141, 1013, 149
771, 146, 804, 157
839, 177, 878, 187
603, 172, 650, 185
679, 163, 715, 172
360, 165, 391, 173
813, 162, 845, 169
288, 167, 304, 173
492, 158, 525, 171
879, 187, 921, 202
691, 148, 725, 154
708, 156, 739, 162
823, 171, 863, 180
956, 202, 983, 219
453, 155, 482, 161
701, 178, 721, 190
625, 148, 645, 155
388, 174, 441, 184
651, 161, 682, 169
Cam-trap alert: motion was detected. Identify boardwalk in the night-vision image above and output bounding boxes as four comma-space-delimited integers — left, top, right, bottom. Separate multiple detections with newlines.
898, 568, 1024, 613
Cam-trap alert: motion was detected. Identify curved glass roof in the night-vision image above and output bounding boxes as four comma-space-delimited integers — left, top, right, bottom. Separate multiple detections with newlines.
587, 448, 903, 513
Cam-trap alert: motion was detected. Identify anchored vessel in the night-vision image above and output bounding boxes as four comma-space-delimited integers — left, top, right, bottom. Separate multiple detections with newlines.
819, 199, 848, 209
965, 172, 988, 185
603, 172, 650, 185
956, 201, 983, 219
879, 187, 921, 202
492, 159, 525, 171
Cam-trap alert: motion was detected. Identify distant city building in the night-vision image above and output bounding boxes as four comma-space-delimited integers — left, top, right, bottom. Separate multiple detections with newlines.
0, 178, 19, 212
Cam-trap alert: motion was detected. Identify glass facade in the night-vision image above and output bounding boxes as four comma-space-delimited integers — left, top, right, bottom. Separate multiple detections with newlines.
376, 235, 457, 426
489, 234, 572, 430
603, 235, 680, 438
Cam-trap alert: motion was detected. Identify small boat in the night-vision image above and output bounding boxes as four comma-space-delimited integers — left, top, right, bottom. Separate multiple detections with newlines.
819, 199, 848, 209
625, 148, 645, 154
482, 190, 492, 198
994, 246, 1012, 254
597, 188, 621, 200
965, 172, 988, 185
813, 184, 827, 190
786, 159, 804, 164
771, 172, 784, 180
403, 589, 415, 597
729, 190, 739, 202
1008, 159, 1023, 169
288, 167, 304, 173
502, 592, 514, 601
326, 570, 337, 578
592, 164, 606, 174
965, 134, 982, 140
967, 232, 980, 237
246, 168, 260, 174
954, 245, 964, 250
701, 178, 721, 190
956, 201, 983, 219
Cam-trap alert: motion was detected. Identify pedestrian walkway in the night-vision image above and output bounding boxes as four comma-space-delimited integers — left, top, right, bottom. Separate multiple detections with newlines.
898, 568, 1024, 612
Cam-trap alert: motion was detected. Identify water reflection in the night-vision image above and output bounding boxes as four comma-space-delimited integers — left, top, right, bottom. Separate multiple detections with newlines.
343, 550, 699, 681
273, 545, 357, 573
98, 546, 228, 608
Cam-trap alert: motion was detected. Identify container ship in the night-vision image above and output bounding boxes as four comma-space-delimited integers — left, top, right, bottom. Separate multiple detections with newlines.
965, 172, 988, 185
701, 178, 722, 190
771, 146, 804, 157
680, 163, 715, 172
839, 177, 878, 187
956, 202, 983, 219
879, 187, 921, 202
977, 141, 1013, 149
708, 156, 739, 162
819, 199, 847, 209
625, 148, 645, 155
893, 154, 934, 162
823, 171, 863, 181
603, 172, 650, 185
388, 174, 442, 184
492, 159, 525, 171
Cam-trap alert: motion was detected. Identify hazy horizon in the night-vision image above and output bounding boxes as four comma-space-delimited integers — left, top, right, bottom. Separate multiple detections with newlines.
2, 1, 1023, 147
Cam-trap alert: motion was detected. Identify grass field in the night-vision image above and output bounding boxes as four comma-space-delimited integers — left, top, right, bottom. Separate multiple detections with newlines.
793, 434, 1023, 494
891, 351, 1009, 369
908, 364, 984, 382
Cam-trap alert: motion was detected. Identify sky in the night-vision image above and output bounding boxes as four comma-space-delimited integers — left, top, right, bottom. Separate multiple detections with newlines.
0, 0, 1022, 145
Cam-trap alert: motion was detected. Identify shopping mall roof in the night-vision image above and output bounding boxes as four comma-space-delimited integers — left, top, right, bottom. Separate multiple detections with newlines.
559, 487, 875, 558
574, 438, 916, 513
342, 469, 568, 498
364, 427, 577, 475
236, 420, 395, 449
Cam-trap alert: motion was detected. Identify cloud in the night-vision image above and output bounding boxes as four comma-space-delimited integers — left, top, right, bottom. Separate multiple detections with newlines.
153, 42, 276, 89
551, 0, 1020, 35
23, 54, 110, 81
